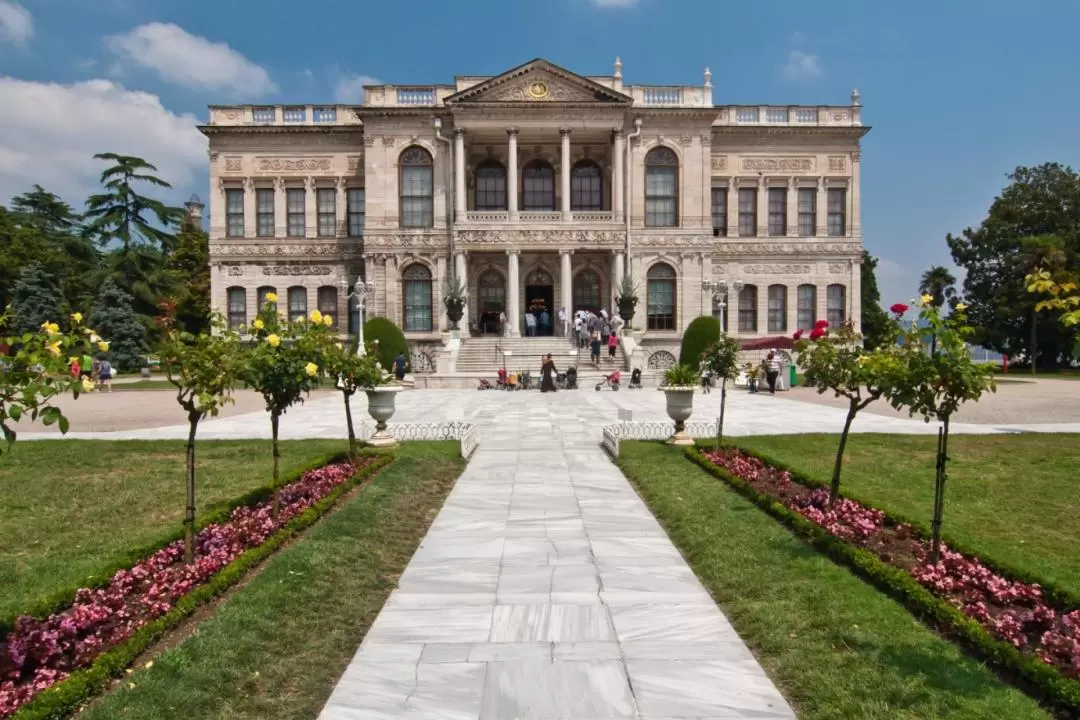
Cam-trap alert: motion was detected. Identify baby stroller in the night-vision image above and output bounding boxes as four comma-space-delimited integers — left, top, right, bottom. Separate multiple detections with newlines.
595, 369, 621, 391
496, 367, 510, 390
477, 378, 493, 390
565, 365, 578, 390
629, 368, 642, 389
519, 370, 532, 390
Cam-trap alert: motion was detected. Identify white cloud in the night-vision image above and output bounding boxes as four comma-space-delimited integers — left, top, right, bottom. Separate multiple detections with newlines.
105, 22, 276, 99
0, 1, 32, 45
333, 73, 380, 104
589, 0, 638, 6
0, 76, 206, 207
781, 50, 823, 82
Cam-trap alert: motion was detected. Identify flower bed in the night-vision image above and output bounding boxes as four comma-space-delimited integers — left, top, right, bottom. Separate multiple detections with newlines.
0, 457, 380, 718
693, 446, 1080, 712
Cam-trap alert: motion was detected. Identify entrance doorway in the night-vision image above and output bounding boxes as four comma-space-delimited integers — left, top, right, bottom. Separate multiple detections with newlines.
524, 268, 554, 336
477, 268, 505, 335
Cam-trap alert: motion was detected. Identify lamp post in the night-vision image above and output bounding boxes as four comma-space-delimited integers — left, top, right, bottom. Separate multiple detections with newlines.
347, 277, 376, 356
701, 279, 743, 334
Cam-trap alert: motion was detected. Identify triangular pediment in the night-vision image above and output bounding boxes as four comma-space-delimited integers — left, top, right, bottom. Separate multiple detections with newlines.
445, 59, 632, 105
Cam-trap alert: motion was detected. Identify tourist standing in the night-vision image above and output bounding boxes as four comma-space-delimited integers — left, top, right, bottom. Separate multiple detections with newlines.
525, 312, 537, 336
79, 352, 93, 381
558, 306, 567, 337
392, 352, 407, 381
764, 350, 781, 394
540, 308, 551, 336
590, 331, 602, 369
607, 332, 618, 361
97, 355, 113, 392
540, 353, 557, 393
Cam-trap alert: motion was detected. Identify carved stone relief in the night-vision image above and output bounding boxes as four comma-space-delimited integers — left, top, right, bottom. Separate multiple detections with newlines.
714, 242, 861, 256
710, 156, 727, 172
210, 243, 365, 257
743, 264, 812, 275
828, 263, 848, 273
256, 157, 332, 172
262, 265, 334, 276
740, 157, 815, 173
487, 75, 598, 103
828, 156, 846, 173
224, 156, 242, 172
226, 266, 243, 276
647, 351, 677, 370
363, 136, 377, 147
347, 156, 362, 172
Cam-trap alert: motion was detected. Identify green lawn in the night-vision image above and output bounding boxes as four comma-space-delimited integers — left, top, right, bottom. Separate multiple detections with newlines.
79, 442, 463, 720
0, 439, 351, 620
619, 441, 1050, 720
735, 433, 1080, 597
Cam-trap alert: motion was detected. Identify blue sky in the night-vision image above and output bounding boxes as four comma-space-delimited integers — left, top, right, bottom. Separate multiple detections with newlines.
1, 0, 1078, 306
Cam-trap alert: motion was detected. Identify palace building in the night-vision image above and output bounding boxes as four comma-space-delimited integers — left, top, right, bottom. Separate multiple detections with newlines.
201, 58, 868, 377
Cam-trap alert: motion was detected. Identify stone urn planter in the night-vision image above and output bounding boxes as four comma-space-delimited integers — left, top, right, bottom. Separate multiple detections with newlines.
659, 386, 696, 445
445, 299, 465, 331
365, 385, 402, 447
617, 298, 637, 327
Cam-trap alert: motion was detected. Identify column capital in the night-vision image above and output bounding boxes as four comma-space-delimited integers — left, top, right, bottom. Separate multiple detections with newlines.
454, 128, 466, 137
243, 177, 254, 190
505, 248, 520, 256
851, 149, 861, 162
335, 176, 347, 189
506, 127, 519, 137
559, 127, 572, 137
559, 248, 574, 256
274, 176, 286, 189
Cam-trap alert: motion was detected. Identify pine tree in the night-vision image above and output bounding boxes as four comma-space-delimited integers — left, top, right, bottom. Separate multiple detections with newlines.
10, 263, 65, 335
168, 224, 211, 335
860, 251, 892, 350
89, 277, 148, 372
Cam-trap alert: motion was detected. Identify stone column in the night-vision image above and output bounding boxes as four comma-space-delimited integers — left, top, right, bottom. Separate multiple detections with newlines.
756, 181, 768, 237
436, 255, 448, 332
507, 249, 521, 337
613, 131, 624, 222
815, 177, 827, 237
560, 250, 573, 326
756, 286, 768, 335
335, 177, 347, 237
727, 180, 739, 237
614, 251, 625, 310
274, 178, 286, 237
455, 251, 468, 330
242, 178, 256, 237
507, 128, 519, 221
786, 178, 798, 237
454, 129, 466, 218
560, 128, 572, 220
851, 150, 861, 237
304, 177, 316, 238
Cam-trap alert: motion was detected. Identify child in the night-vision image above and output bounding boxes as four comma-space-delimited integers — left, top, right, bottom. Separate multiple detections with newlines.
590, 332, 602, 369
607, 332, 618, 361
700, 367, 713, 393
97, 355, 113, 392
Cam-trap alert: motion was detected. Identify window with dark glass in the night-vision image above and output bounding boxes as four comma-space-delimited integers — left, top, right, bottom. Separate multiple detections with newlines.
827, 284, 846, 328
570, 160, 602, 211
226, 189, 244, 237
827, 187, 847, 236
317, 286, 338, 328
256, 188, 274, 237
645, 147, 678, 227
767, 284, 787, 333
287, 286, 307, 322
522, 160, 555, 210
226, 287, 246, 329
477, 268, 505, 316
400, 147, 434, 227
286, 188, 305, 237
738, 187, 757, 236
402, 263, 433, 331
573, 269, 602, 312
797, 187, 816, 236
797, 284, 817, 330
767, 187, 787, 236
646, 263, 677, 330
475, 160, 507, 210
347, 188, 365, 236
711, 186, 727, 236
738, 284, 757, 332
348, 292, 359, 335
257, 286, 277, 311
317, 188, 336, 237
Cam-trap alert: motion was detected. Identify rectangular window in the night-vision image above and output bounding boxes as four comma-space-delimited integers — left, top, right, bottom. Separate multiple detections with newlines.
827, 285, 846, 328
287, 287, 307, 323
827, 187, 847, 237
797, 188, 816, 236
767, 285, 787, 333
317, 286, 338, 328
767, 187, 786, 236
317, 188, 336, 237
646, 279, 676, 331
797, 285, 817, 330
711, 187, 727, 236
226, 287, 246, 329
257, 286, 277, 311
738, 285, 757, 333
256, 188, 274, 237
347, 188, 365, 237
286, 188, 305, 237
738, 187, 757, 237
401, 166, 434, 227
225, 189, 244, 238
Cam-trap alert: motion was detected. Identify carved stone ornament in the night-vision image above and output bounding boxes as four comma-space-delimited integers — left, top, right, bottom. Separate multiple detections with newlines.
209, 243, 365, 258
743, 264, 812, 275
382, 137, 396, 147
741, 157, 815, 173
363, 136, 377, 147
208, 151, 220, 161
828, 156, 846, 173
679, 135, 694, 147
226, 266, 243, 276
223, 110, 241, 121
489, 75, 598, 103
444, 229, 713, 251
256, 157, 332, 172
710, 156, 727, 172
262, 265, 334, 276
714, 242, 861, 257
700, 134, 713, 146
347, 155, 362, 171
828, 263, 848, 273
225, 156, 242, 172
831, 111, 849, 122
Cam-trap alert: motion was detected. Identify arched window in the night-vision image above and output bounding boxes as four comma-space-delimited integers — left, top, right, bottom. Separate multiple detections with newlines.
522, 159, 555, 210
797, 284, 817, 330
287, 286, 307, 322
348, 292, 359, 335
646, 262, 677, 330
645, 147, 678, 227
827, 284, 846, 328
477, 268, 506, 315
738, 284, 758, 333
399, 146, 433, 228
257, 286, 277, 311
402, 263, 433, 332
226, 287, 246, 329
317, 286, 338, 328
571, 160, 602, 211
767, 285, 787, 333
475, 160, 507, 211
573, 268, 602, 313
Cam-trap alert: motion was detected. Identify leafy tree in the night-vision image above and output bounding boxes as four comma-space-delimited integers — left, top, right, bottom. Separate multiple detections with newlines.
11, 185, 82, 235
1017, 235, 1068, 372
947, 163, 1080, 364
700, 334, 741, 448
317, 336, 387, 457
1027, 267, 1080, 360
679, 316, 720, 367
10, 263, 65, 336
918, 266, 957, 355
860, 251, 891, 350
88, 277, 147, 372
168, 223, 211, 335
158, 303, 243, 563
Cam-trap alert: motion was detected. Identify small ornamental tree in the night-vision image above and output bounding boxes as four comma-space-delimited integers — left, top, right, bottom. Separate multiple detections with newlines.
0, 310, 99, 456
10, 263, 66, 336
318, 336, 388, 457
1027, 268, 1080, 359
88, 276, 147, 372
886, 295, 996, 563
158, 303, 243, 562
792, 317, 901, 505
679, 316, 721, 367
700, 333, 741, 448
240, 295, 326, 518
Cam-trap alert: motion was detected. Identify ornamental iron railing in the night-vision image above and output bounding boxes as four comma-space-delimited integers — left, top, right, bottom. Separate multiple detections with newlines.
601, 419, 718, 458
359, 421, 478, 458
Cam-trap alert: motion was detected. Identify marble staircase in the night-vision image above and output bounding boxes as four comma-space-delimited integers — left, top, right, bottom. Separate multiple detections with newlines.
454, 336, 628, 374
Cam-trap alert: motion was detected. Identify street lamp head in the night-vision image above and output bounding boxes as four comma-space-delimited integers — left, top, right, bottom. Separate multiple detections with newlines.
433, 117, 442, 130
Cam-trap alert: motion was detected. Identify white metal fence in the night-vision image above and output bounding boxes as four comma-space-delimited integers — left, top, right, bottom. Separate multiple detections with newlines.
601, 419, 719, 458
359, 421, 478, 459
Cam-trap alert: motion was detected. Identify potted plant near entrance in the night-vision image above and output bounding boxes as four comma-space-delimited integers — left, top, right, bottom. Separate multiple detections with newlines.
615, 275, 639, 327
659, 363, 699, 445
443, 276, 467, 331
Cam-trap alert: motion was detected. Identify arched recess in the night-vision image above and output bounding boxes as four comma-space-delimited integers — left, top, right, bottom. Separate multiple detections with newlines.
645, 146, 679, 227
399, 146, 434, 228
475, 159, 507, 211
570, 159, 603, 211
522, 159, 556, 211
646, 262, 677, 331
401, 262, 433, 332
573, 267, 602, 313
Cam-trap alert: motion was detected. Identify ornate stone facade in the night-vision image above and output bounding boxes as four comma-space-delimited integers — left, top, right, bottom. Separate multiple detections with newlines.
202, 58, 868, 368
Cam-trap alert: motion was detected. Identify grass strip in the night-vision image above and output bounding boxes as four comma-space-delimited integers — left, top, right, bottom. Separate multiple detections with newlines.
618, 440, 1052, 720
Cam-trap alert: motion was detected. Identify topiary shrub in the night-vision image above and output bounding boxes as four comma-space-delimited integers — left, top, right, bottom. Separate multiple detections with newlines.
679, 315, 721, 367
364, 316, 409, 373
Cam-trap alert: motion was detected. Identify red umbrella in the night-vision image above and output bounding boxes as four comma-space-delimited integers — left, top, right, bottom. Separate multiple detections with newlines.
738, 336, 795, 351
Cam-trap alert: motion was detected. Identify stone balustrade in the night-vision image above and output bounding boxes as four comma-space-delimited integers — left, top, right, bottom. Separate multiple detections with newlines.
716, 105, 862, 127
207, 105, 363, 126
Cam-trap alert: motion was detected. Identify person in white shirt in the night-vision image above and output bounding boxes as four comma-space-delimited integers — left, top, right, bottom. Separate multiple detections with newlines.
764, 350, 781, 394
525, 312, 537, 336
558, 307, 567, 337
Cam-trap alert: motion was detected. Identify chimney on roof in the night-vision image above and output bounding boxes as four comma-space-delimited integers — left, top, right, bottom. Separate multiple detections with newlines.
613, 57, 623, 92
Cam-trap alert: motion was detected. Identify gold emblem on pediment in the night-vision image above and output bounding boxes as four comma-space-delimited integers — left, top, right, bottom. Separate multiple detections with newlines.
527, 81, 549, 99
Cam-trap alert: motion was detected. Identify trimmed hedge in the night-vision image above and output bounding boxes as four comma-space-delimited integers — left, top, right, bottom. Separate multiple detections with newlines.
682, 445, 1080, 716
12, 452, 393, 720
678, 316, 720, 367
364, 316, 409, 373
0, 452, 344, 639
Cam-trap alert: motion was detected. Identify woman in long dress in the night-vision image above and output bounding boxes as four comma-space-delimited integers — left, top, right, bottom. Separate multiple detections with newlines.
540, 353, 558, 393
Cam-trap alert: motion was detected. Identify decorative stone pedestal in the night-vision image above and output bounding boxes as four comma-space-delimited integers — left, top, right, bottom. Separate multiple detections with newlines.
366, 385, 402, 447
661, 386, 696, 445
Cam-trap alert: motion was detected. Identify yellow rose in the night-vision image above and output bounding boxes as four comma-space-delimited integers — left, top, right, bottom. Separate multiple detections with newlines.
322, 314, 333, 327
98, 341, 110, 352
46, 341, 61, 357
40, 321, 60, 335
252, 318, 265, 330
68, 356, 79, 365
920, 293, 933, 306
305, 362, 318, 377
267, 334, 281, 348
310, 309, 323, 324
264, 292, 278, 304
81, 376, 95, 393
71, 312, 83, 324
956, 301, 968, 311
